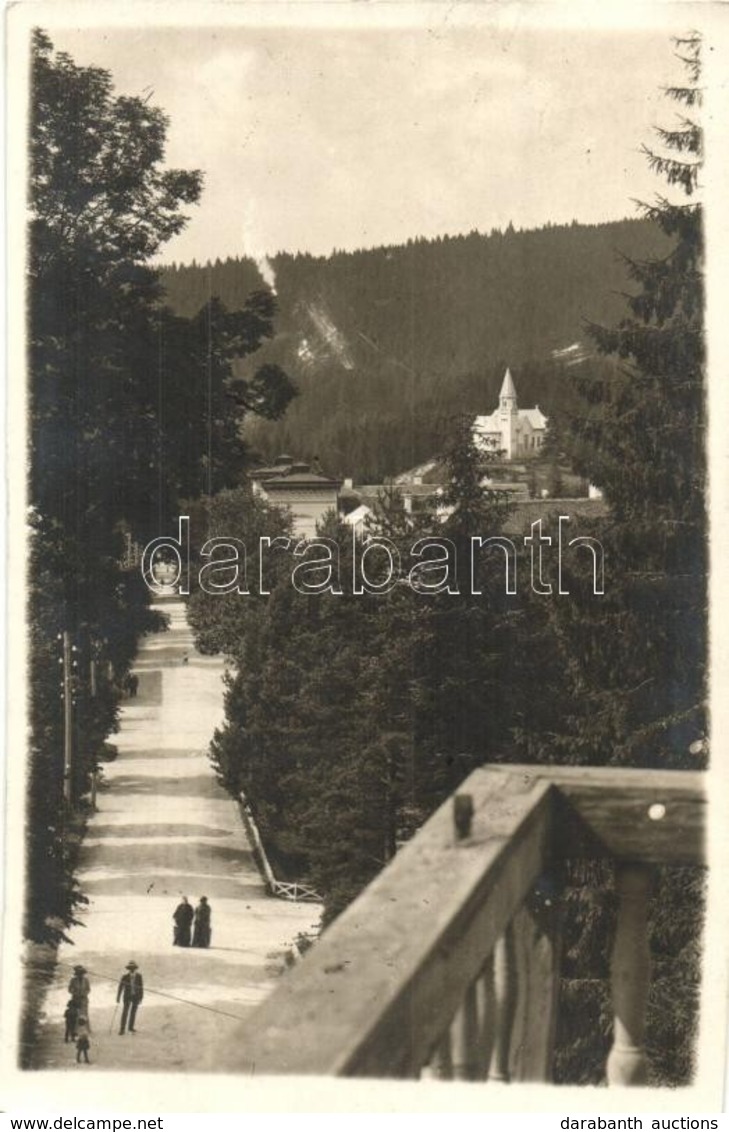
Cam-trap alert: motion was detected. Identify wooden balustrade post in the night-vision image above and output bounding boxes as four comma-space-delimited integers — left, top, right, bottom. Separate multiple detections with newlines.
476, 953, 497, 1078
488, 925, 518, 1082
451, 980, 480, 1080
606, 863, 653, 1086
508, 883, 563, 1082
430, 1030, 454, 1080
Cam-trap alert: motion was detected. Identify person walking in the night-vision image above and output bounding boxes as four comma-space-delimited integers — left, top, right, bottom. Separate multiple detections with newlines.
75, 1015, 91, 1064
68, 965, 90, 1017
116, 961, 144, 1034
192, 896, 212, 948
173, 896, 194, 947
64, 998, 78, 1043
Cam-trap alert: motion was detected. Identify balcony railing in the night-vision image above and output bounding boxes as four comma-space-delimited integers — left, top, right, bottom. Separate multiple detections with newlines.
222, 764, 705, 1083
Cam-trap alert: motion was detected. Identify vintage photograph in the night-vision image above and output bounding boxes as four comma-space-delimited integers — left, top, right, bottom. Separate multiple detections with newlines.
3, 0, 727, 1112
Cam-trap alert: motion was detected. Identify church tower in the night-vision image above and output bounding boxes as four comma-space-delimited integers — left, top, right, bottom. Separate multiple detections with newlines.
498, 367, 518, 458
472, 366, 547, 460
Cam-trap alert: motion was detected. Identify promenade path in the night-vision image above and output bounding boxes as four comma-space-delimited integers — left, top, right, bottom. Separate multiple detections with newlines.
33, 600, 320, 1073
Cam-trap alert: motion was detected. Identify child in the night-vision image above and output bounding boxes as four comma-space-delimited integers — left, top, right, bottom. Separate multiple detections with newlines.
75, 1015, 91, 1064
64, 998, 78, 1043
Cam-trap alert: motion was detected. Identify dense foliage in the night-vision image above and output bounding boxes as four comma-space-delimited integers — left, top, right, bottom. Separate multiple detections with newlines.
27, 31, 293, 941
187, 423, 518, 921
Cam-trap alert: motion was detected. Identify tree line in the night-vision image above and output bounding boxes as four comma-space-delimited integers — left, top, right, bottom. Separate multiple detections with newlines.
26, 31, 295, 942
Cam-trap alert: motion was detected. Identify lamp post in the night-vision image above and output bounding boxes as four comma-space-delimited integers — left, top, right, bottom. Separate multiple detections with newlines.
59, 631, 80, 806
60, 631, 74, 806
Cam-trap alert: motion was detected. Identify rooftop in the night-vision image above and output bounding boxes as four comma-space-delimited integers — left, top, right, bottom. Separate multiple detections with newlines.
252, 454, 341, 490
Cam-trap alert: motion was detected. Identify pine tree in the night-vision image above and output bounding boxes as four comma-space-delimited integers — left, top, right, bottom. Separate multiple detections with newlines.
527, 33, 706, 770
511, 36, 707, 1085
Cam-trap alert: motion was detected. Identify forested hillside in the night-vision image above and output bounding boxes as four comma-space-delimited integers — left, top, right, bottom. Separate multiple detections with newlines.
160, 217, 669, 480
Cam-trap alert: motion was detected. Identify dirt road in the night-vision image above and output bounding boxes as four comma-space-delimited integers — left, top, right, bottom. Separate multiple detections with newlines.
33, 601, 320, 1073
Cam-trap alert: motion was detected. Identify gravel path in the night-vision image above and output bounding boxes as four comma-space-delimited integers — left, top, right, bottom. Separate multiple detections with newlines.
33, 601, 320, 1074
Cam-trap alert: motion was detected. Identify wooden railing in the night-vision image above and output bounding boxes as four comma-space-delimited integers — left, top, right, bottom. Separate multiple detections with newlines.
238, 793, 323, 904
222, 764, 705, 1083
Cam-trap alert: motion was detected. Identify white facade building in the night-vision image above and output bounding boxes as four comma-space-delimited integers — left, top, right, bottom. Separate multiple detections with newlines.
473, 368, 548, 460
251, 456, 341, 540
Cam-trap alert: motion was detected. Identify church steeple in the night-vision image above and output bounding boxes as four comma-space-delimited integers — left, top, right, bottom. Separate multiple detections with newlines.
472, 364, 547, 463
499, 367, 517, 413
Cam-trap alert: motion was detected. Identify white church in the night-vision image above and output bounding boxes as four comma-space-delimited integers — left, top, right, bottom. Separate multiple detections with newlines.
472, 368, 548, 460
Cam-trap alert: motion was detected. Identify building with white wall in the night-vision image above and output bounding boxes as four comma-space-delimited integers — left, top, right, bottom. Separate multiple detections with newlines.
473, 368, 548, 460
251, 456, 341, 540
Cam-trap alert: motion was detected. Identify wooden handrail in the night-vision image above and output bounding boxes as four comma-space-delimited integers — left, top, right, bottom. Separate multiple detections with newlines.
238, 792, 323, 904
220, 765, 705, 1080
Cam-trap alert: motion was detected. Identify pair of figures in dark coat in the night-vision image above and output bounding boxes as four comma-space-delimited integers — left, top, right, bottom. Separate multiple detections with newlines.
65, 965, 90, 1041
66, 964, 92, 1061
173, 896, 194, 946
173, 895, 211, 948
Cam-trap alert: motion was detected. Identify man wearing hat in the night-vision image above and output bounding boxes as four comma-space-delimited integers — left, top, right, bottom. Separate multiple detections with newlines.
116, 961, 144, 1035
68, 965, 90, 1015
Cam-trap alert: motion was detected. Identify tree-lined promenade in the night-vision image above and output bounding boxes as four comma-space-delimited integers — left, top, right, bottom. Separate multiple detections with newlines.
27, 29, 296, 947
30, 602, 318, 1071
25, 26, 706, 1085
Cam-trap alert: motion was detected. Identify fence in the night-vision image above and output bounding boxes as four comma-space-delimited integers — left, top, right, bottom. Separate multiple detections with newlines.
222, 764, 705, 1083
238, 793, 322, 904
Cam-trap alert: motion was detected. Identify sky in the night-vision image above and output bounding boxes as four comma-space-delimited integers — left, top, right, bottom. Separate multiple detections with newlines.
38, 8, 701, 264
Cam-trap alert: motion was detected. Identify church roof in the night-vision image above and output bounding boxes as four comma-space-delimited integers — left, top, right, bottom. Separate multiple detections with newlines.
521, 406, 548, 429
473, 405, 548, 433
500, 367, 518, 400
473, 412, 501, 433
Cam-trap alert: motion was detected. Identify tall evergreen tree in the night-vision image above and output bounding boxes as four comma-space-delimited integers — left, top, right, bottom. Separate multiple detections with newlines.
520, 33, 706, 770
509, 35, 706, 1086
